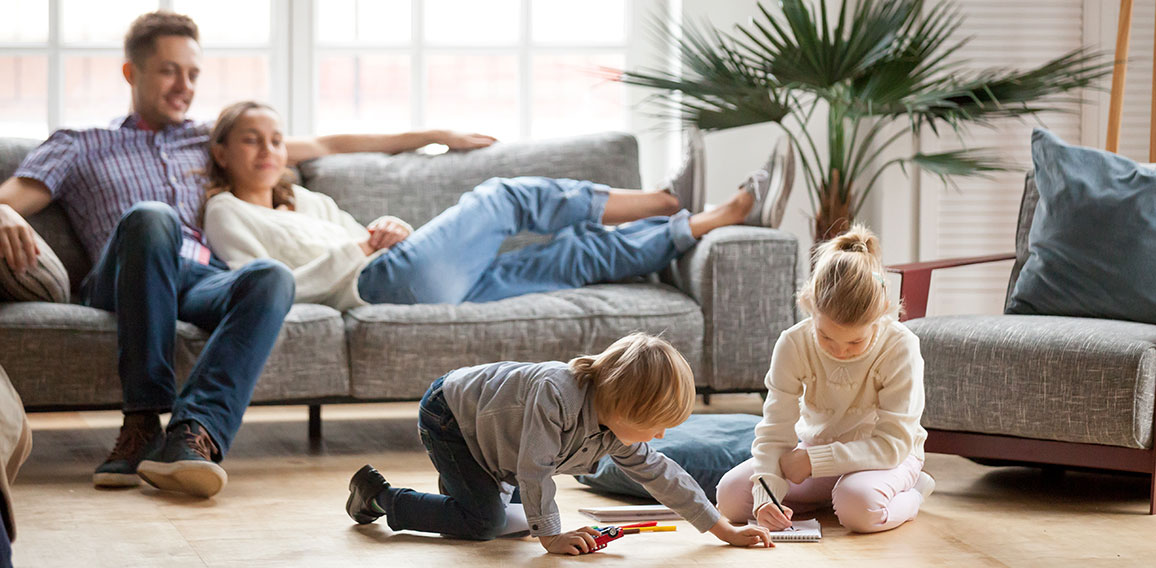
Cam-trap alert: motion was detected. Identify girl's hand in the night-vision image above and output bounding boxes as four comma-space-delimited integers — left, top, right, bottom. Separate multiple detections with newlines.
755, 502, 794, 531
709, 518, 773, 548
539, 527, 600, 555
366, 218, 411, 251
779, 448, 812, 484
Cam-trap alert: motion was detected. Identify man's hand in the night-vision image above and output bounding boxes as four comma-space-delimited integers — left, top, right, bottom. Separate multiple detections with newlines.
366, 218, 412, 252
754, 502, 794, 531
0, 204, 40, 273
539, 527, 600, 555
779, 448, 812, 484
709, 518, 774, 548
438, 130, 497, 151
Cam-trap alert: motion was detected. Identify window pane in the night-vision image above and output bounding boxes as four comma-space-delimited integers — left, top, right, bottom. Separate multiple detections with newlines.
0, 56, 48, 138
531, 0, 626, 45
531, 54, 626, 139
62, 56, 131, 128
426, 54, 518, 141
173, 0, 270, 45
0, 0, 48, 43
317, 0, 410, 45
316, 55, 411, 134
424, 0, 519, 46
61, 0, 157, 45
186, 55, 270, 123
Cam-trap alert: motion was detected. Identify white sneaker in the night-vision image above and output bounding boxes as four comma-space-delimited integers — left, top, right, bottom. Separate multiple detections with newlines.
740, 169, 772, 226
914, 471, 936, 501
759, 137, 795, 228
658, 127, 706, 213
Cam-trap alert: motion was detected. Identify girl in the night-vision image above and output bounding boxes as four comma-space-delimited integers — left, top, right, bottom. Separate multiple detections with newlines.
716, 225, 934, 534
200, 101, 772, 310
345, 333, 772, 555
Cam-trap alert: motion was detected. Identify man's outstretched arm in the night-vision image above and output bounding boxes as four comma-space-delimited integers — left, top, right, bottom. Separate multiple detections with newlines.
0, 176, 53, 273
285, 129, 497, 165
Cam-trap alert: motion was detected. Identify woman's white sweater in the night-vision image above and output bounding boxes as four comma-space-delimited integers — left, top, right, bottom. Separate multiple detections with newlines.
202, 185, 410, 311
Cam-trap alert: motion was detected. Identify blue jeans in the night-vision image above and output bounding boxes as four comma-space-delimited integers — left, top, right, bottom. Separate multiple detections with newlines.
80, 202, 295, 456
357, 177, 696, 304
382, 377, 507, 540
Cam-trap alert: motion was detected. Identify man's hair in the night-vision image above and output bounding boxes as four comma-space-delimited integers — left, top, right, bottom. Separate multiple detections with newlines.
569, 332, 695, 429
124, 11, 199, 67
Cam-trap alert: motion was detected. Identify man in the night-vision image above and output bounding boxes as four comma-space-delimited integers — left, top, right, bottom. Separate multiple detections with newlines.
0, 11, 494, 499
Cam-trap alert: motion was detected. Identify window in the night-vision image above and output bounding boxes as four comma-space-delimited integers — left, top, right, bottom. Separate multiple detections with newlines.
0, 0, 634, 144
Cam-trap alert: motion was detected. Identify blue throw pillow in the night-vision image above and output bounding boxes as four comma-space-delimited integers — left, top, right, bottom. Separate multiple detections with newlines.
574, 413, 760, 503
1006, 128, 1156, 323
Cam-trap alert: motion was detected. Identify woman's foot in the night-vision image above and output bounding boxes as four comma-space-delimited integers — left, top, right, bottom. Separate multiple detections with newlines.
688, 186, 756, 238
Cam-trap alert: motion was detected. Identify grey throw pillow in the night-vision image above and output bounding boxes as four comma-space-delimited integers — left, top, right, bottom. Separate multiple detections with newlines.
0, 232, 70, 303
1006, 128, 1156, 323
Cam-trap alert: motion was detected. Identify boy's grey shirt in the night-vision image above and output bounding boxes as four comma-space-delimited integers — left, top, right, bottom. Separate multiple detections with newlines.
440, 360, 720, 538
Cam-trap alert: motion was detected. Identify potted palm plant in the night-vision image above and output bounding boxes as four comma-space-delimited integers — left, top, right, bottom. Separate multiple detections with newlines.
612, 0, 1110, 241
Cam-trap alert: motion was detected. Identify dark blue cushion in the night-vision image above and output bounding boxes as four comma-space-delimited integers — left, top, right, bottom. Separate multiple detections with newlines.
1006, 128, 1156, 324
574, 413, 760, 503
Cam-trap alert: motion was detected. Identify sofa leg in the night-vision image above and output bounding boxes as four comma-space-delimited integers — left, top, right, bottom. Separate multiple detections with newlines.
1150, 471, 1156, 515
702, 392, 711, 405
308, 404, 322, 443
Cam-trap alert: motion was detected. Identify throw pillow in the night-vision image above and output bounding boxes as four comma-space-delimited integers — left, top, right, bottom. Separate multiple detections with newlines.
574, 413, 760, 503
0, 231, 70, 303
1006, 128, 1156, 323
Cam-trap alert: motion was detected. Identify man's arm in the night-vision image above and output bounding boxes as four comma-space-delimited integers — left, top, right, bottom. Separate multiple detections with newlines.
0, 176, 53, 273
285, 129, 497, 165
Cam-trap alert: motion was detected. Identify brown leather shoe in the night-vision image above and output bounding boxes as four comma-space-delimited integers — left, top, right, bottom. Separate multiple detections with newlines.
137, 421, 227, 498
93, 412, 163, 488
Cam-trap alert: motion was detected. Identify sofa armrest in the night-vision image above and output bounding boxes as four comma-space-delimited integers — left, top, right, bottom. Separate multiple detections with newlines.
886, 253, 1015, 321
662, 226, 799, 392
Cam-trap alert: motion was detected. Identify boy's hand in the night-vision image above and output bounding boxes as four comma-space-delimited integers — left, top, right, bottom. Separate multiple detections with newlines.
755, 502, 794, 531
779, 448, 812, 484
539, 527, 600, 555
708, 518, 773, 548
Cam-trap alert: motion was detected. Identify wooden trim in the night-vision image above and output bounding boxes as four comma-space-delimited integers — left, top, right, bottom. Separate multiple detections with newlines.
1107, 0, 1133, 153
886, 253, 1015, 321
925, 429, 1153, 473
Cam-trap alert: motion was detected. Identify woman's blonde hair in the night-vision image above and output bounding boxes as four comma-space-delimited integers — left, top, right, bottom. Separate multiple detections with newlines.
569, 332, 695, 429
201, 101, 296, 224
798, 224, 895, 326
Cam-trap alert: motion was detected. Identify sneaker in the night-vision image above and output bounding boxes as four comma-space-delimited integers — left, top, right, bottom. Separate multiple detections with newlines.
93, 412, 164, 488
346, 464, 391, 525
914, 471, 936, 501
137, 420, 227, 498
740, 169, 772, 226
759, 137, 796, 228
658, 127, 706, 213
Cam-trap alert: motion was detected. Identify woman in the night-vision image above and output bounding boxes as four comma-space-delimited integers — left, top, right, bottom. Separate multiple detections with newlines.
202, 101, 771, 310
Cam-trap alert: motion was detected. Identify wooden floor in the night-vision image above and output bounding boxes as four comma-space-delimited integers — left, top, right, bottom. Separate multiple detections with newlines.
9, 394, 1156, 567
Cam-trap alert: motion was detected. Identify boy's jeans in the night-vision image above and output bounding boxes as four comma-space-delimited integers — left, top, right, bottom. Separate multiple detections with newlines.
383, 377, 508, 539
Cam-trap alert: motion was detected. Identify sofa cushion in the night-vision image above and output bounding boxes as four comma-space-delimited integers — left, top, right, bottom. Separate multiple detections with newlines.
0, 302, 121, 406
1007, 128, 1156, 323
907, 314, 1156, 449
0, 231, 69, 303
345, 283, 704, 399
175, 303, 350, 401
574, 413, 761, 503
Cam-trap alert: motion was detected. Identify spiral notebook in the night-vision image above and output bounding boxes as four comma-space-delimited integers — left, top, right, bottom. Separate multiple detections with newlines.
758, 518, 822, 542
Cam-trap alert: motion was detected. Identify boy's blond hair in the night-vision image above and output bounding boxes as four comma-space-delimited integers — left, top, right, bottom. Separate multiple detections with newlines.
798, 223, 896, 326
568, 332, 695, 428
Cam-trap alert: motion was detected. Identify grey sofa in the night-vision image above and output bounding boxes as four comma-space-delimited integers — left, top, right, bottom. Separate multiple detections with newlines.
0, 133, 799, 437
888, 172, 1156, 513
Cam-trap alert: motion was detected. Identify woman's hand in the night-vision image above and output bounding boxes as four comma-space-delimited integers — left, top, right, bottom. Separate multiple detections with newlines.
754, 501, 794, 531
365, 218, 412, 252
539, 527, 600, 555
708, 518, 773, 548
438, 130, 498, 151
779, 448, 812, 484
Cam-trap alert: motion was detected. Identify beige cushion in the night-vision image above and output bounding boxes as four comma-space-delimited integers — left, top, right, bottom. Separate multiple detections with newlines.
0, 232, 70, 303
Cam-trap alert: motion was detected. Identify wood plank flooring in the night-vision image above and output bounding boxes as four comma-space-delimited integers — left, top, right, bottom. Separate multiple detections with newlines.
9, 395, 1156, 567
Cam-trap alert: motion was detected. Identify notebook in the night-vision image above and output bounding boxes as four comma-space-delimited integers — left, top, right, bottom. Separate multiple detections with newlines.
577, 504, 683, 523
758, 518, 822, 542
